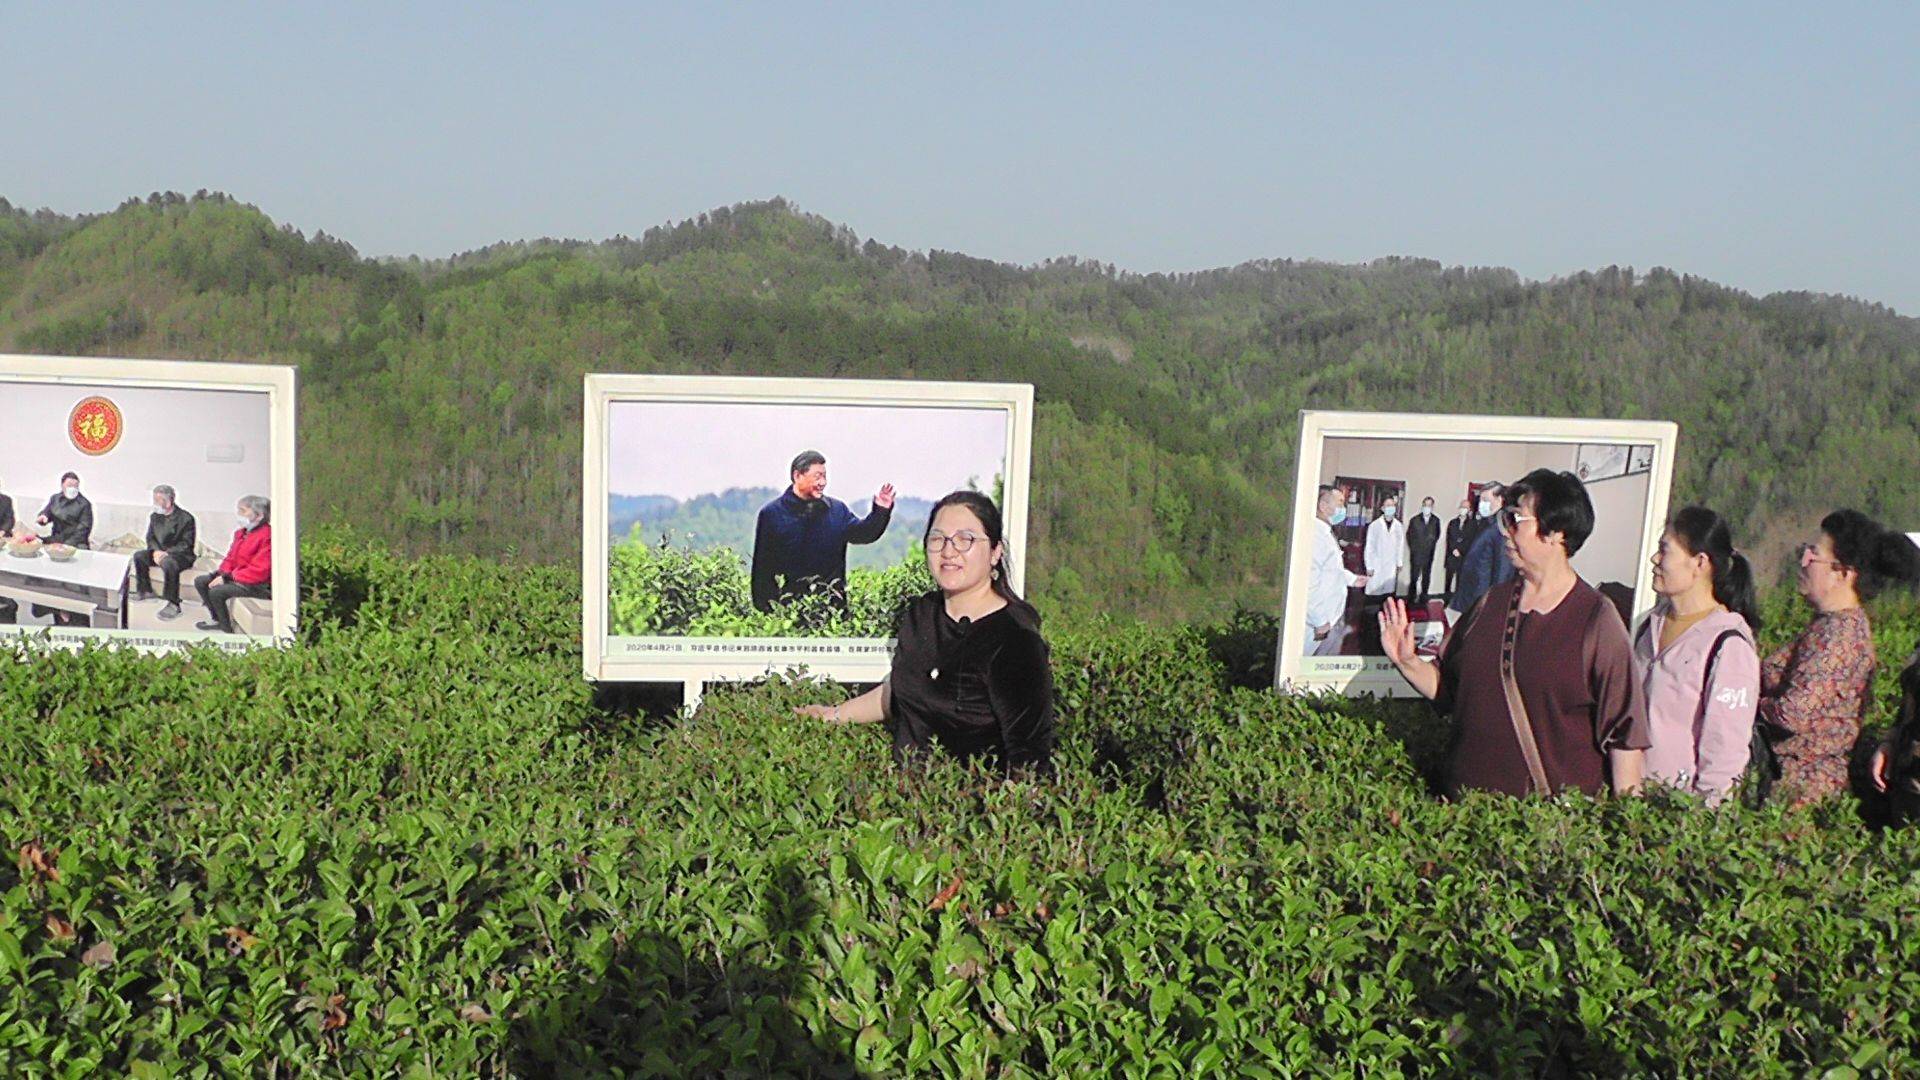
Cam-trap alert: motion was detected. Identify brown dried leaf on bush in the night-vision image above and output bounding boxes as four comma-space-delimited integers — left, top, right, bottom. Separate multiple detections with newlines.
18, 841, 60, 883
224, 926, 260, 953
45, 914, 76, 941
459, 1003, 493, 1023
927, 873, 963, 912
946, 958, 984, 981
81, 940, 116, 968
320, 993, 349, 1032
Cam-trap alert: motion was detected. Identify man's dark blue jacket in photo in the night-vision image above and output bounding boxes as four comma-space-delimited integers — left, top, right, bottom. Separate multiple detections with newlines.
1452, 517, 1516, 616
751, 488, 892, 614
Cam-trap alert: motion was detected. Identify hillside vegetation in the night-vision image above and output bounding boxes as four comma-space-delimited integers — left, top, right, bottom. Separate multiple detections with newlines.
2, 192, 1918, 620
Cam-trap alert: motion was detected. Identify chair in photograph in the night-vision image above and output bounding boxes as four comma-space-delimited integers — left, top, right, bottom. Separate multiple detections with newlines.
231, 596, 274, 636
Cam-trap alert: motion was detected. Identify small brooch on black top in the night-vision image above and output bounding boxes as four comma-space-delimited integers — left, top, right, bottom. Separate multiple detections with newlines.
930, 668, 941, 681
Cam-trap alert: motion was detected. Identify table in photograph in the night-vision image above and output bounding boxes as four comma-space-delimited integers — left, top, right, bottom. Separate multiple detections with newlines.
0, 549, 132, 629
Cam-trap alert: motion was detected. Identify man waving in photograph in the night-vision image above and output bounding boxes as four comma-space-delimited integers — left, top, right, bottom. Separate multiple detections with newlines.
752, 450, 894, 619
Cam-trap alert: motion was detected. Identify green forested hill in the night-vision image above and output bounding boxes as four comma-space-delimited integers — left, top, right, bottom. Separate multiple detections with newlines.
2, 191, 1916, 618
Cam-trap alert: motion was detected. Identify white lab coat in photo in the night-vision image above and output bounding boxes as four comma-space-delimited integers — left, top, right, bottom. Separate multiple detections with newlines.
1305, 517, 1360, 654
1363, 516, 1405, 597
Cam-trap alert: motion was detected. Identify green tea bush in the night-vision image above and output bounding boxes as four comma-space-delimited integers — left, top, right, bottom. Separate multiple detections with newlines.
607, 536, 933, 638
3, 536, 1919, 1076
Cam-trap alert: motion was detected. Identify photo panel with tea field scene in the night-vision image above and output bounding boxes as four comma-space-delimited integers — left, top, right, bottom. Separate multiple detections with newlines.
583, 375, 1033, 683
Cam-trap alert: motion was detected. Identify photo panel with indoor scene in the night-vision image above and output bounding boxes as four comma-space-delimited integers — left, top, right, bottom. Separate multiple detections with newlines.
0, 354, 298, 654
582, 374, 1034, 685
1276, 410, 1677, 697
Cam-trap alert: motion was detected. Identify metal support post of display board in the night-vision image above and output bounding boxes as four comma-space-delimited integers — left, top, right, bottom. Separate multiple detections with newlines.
683, 679, 704, 713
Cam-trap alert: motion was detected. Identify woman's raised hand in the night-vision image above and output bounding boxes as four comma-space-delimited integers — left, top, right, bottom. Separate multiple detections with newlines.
1378, 598, 1419, 668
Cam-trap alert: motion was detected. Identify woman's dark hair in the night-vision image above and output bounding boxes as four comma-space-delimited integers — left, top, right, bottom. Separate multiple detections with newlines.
1821, 508, 1920, 601
1669, 505, 1761, 631
60, 471, 79, 485
925, 490, 1039, 624
1502, 468, 1595, 555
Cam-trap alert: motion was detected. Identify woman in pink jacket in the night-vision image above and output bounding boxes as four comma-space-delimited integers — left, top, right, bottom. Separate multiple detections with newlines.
1632, 507, 1762, 806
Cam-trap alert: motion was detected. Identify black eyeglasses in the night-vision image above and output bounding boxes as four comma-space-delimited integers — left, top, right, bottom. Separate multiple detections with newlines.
927, 531, 984, 553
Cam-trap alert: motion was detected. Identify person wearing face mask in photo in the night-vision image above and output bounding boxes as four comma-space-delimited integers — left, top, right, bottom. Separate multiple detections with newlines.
37, 471, 93, 548
1444, 498, 1471, 602
796, 490, 1054, 775
1363, 496, 1406, 601
194, 495, 273, 634
30, 472, 94, 625
1452, 482, 1516, 617
1303, 484, 1369, 654
1406, 496, 1442, 605
131, 484, 198, 621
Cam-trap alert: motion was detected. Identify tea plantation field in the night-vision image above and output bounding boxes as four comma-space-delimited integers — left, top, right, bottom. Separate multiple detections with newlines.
3, 537, 1919, 1076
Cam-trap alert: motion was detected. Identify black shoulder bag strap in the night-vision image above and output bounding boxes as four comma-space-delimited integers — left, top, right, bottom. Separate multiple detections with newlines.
1696, 629, 1746, 722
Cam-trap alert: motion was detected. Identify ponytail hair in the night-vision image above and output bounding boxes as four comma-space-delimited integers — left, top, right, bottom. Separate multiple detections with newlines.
1822, 509, 1920, 601
1669, 505, 1761, 632
925, 489, 1041, 628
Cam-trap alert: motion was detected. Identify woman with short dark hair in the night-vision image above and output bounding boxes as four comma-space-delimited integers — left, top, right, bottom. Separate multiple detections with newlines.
1380, 468, 1649, 797
1763, 510, 1920, 807
797, 491, 1055, 775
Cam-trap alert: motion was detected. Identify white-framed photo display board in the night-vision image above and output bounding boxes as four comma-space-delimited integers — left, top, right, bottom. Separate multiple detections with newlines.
0, 353, 299, 654
1276, 410, 1678, 697
583, 373, 1035, 686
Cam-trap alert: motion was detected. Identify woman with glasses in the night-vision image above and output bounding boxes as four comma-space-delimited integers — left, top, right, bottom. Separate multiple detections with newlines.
1632, 506, 1762, 806
1379, 468, 1649, 798
1761, 510, 1920, 807
797, 490, 1054, 775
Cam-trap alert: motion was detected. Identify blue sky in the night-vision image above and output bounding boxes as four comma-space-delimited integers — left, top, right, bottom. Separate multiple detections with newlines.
4, 3, 1916, 313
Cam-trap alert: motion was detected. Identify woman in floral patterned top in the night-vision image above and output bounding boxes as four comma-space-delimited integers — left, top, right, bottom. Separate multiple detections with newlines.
1760, 510, 1920, 807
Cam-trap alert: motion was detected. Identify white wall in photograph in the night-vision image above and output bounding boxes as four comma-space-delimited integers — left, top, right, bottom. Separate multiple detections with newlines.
1530, 444, 1653, 591
0, 381, 271, 547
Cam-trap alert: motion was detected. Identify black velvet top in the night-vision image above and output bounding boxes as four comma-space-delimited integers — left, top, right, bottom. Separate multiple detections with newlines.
888, 591, 1055, 774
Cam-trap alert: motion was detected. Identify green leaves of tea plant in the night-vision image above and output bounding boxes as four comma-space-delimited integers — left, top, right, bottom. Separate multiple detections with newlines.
2, 541, 1919, 1073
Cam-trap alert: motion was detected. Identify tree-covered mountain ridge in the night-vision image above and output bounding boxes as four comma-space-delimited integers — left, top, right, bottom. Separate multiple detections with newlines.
2, 191, 1915, 619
